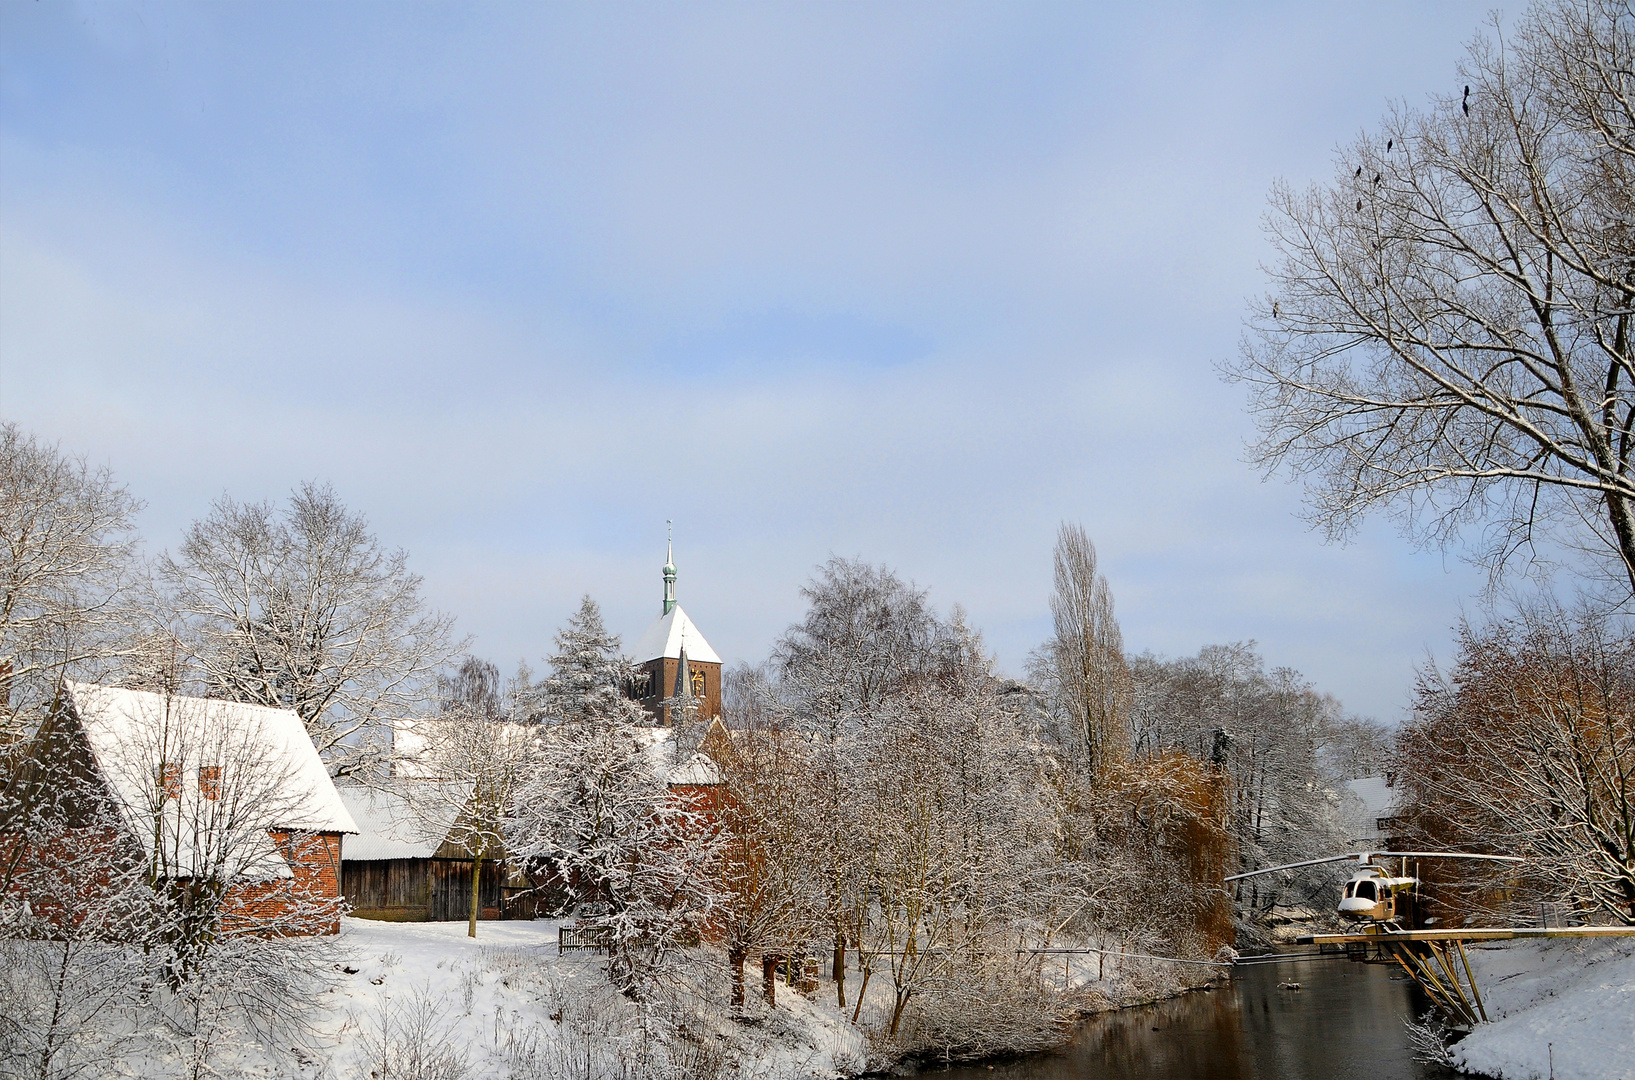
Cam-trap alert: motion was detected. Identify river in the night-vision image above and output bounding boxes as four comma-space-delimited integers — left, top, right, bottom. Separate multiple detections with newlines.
936, 955, 1460, 1080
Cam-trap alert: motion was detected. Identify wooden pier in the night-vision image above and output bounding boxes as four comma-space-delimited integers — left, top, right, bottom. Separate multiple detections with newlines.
1292, 926, 1635, 1028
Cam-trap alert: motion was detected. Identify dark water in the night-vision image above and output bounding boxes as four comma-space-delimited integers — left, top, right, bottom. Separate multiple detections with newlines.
938, 958, 1457, 1080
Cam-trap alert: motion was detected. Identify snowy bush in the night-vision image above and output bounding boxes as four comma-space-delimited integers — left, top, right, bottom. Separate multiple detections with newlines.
353, 982, 471, 1080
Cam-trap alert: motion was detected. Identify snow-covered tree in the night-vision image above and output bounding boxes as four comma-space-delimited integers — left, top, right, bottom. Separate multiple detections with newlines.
0, 690, 149, 1080
506, 659, 549, 725
509, 719, 719, 996
1, 681, 343, 1079
511, 598, 719, 995
542, 596, 647, 727
0, 422, 143, 736
154, 483, 461, 777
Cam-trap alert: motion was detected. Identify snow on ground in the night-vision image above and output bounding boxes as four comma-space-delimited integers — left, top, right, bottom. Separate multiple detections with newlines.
298, 920, 1199, 1079
307, 917, 867, 1080
66, 917, 1214, 1078
1451, 938, 1635, 1080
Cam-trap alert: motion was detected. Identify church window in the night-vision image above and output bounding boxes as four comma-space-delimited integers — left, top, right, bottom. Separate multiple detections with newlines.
691, 669, 705, 698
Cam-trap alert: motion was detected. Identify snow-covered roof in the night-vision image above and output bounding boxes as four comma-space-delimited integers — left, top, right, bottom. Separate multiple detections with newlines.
338, 783, 470, 860
667, 752, 722, 787
629, 605, 722, 665
66, 682, 358, 882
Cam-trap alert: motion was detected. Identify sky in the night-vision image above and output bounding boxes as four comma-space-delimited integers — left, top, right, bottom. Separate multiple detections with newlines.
1, 1, 1506, 723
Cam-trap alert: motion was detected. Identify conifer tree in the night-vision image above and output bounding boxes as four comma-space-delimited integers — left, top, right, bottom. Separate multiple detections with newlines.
542, 596, 647, 727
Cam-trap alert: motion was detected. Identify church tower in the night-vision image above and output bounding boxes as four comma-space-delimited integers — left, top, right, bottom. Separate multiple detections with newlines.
629, 532, 722, 725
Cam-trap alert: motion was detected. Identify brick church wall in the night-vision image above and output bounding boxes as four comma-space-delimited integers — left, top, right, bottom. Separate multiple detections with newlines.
634, 658, 722, 724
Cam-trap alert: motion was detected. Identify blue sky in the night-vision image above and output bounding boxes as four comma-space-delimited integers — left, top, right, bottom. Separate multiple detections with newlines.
2, 1, 1502, 721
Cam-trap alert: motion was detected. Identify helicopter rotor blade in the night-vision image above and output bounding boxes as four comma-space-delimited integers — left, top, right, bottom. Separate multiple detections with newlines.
1369, 851, 1524, 864
1223, 850, 1525, 883
1224, 854, 1362, 882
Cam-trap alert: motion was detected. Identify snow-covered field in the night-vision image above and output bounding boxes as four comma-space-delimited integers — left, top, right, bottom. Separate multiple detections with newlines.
1452, 938, 1635, 1080
187, 918, 1207, 1079
299, 917, 867, 1080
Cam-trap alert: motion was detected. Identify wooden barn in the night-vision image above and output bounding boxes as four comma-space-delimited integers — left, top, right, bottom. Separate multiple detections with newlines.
0, 681, 357, 935
337, 784, 521, 922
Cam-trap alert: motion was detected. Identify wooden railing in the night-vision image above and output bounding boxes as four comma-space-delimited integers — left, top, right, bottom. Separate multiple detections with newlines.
558, 924, 612, 954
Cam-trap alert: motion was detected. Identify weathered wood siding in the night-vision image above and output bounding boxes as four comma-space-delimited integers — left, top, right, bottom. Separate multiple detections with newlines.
342, 858, 506, 922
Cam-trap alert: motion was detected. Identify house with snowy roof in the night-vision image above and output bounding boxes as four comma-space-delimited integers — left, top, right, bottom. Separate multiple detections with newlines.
0, 681, 357, 935
629, 540, 722, 725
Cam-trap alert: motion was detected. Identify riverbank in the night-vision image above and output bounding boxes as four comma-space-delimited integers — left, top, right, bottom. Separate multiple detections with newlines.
246, 921, 1220, 1078
71, 920, 1226, 1078
1450, 938, 1635, 1080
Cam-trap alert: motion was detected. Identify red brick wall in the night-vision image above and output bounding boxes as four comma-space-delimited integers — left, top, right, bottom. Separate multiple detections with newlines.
220, 830, 345, 936
0, 825, 136, 929
5, 827, 345, 937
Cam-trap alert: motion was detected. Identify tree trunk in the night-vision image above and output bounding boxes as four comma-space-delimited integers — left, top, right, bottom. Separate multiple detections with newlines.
762, 954, 778, 1006
468, 853, 481, 939
888, 988, 911, 1037
833, 929, 846, 1008
728, 946, 746, 1008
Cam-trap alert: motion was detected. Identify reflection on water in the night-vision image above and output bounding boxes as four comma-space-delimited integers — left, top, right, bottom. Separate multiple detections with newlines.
937, 957, 1458, 1080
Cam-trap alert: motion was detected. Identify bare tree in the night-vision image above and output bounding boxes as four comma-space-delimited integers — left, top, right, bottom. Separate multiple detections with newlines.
1126, 643, 1360, 921
154, 482, 460, 777
1228, 1, 1635, 601
0, 423, 142, 734
1027, 523, 1131, 772
404, 656, 536, 939
772, 558, 950, 1008
711, 725, 822, 1009
1399, 601, 1635, 923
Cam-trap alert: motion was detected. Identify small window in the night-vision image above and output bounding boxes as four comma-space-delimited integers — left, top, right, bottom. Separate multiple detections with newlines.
156, 763, 181, 801
691, 669, 705, 698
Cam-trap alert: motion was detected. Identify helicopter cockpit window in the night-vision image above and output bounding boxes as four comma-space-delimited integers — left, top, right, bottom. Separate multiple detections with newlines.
1356, 881, 1377, 901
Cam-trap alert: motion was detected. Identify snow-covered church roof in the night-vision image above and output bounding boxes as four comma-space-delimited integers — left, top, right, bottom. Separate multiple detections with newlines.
630, 605, 721, 665
667, 752, 722, 786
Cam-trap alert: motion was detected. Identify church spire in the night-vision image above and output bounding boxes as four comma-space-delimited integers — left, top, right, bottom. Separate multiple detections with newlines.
663, 520, 677, 615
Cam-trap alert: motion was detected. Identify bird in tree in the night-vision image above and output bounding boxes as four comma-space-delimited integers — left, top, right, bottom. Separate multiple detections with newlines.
1231, 3, 1635, 603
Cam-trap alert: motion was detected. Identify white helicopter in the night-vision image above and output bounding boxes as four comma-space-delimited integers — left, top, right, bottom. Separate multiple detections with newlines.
1226, 852, 1524, 926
